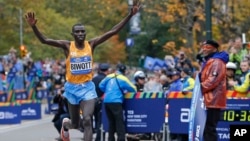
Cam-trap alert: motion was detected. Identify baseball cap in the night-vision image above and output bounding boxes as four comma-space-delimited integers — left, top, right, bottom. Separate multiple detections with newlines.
99, 63, 110, 71
202, 40, 219, 48
226, 62, 237, 70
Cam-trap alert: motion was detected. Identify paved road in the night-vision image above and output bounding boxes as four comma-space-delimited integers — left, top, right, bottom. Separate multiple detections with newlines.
0, 114, 86, 141
0, 103, 88, 141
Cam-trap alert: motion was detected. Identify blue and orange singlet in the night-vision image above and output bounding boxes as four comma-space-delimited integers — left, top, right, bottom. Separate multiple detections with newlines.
65, 41, 93, 84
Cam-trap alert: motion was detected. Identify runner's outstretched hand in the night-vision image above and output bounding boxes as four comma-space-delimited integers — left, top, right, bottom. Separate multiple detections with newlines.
130, 0, 141, 15
25, 12, 37, 26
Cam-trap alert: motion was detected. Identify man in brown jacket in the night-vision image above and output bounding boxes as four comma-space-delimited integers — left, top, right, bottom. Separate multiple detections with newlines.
199, 40, 229, 141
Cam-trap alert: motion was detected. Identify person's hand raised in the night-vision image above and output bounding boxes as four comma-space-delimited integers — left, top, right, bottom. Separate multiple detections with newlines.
130, 0, 141, 15
25, 12, 37, 26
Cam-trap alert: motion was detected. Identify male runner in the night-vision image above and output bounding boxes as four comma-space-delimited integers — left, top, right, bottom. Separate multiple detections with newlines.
25, 1, 141, 141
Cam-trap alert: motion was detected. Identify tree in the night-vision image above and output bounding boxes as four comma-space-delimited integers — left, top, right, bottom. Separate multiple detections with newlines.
1, 0, 78, 59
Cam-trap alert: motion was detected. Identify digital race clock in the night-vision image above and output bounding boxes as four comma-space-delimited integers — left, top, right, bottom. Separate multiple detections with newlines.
220, 110, 250, 122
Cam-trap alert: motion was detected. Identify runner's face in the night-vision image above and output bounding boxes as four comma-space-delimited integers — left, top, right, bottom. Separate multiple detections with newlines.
72, 25, 86, 42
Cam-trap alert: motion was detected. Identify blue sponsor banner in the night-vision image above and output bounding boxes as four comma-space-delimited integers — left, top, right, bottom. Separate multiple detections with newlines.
152, 58, 164, 71
15, 91, 28, 100
21, 102, 41, 120
143, 56, 155, 71
188, 76, 206, 141
102, 96, 165, 133
125, 98, 165, 133
0, 93, 7, 102
168, 98, 191, 133
0, 105, 21, 124
36, 89, 49, 99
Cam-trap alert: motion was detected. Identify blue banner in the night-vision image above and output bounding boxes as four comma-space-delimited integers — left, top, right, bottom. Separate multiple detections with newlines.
125, 98, 165, 133
152, 58, 165, 71
168, 99, 191, 133
188, 76, 206, 141
15, 91, 28, 100
21, 102, 41, 120
102, 97, 165, 133
36, 89, 49, 100
0, 93, 7, 102
0, 105, 21, 124
143, 56, 155, 71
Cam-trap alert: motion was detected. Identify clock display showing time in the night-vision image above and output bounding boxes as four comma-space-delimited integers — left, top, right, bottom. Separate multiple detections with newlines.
220, 110, 250, 122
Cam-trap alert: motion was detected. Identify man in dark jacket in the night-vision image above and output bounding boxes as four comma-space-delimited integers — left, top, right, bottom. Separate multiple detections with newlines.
92, 63, 110, 141
199, 40, 229, 141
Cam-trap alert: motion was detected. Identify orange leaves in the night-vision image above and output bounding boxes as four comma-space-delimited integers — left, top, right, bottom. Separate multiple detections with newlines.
103, 35, 126, 64
163, 41, 176, 54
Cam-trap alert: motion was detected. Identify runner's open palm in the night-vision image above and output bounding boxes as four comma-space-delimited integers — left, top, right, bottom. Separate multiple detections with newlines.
25, 12, 37, 26
131, 0, 141, 15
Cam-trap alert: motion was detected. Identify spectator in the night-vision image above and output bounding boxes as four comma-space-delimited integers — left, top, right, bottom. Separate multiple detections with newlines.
228, 60, 250, 93
52, 88, 70, 141
165, 69, 183, 97
229, 37, 249, 76
180, 68, 195, 94
133, 70, 146, 92
175, 51, 193, 70
127, 70, 151, 141
164, 55, 175, 69
99, 64, 136, 141
165, 68, 185, 141
199, 40, 229, 141
225, 62, 241, 90
159, 74, 171, 92
144, 73, 162, 92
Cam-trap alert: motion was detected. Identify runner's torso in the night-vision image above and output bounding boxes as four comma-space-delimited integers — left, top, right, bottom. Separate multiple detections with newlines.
65, 41, 93, 84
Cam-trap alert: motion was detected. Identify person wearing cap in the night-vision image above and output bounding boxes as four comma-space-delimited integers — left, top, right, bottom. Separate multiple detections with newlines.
126, 70, 152, 141
99, 64, 136, 141
225, 62, 241, 90
165, 68, 183, 96
133, 70, 146, 92
92, 63, 110, 141
199, 40, 229, 141
228, 60, 250, 93
165, 68, 185, 141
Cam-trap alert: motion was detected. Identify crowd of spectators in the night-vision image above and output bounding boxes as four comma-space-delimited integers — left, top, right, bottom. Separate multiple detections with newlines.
1, 36, 249, 99
0, 36, 249, 141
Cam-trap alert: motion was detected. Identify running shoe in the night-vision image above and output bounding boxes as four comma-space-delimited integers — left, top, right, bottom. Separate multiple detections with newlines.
60, 118, 70, 141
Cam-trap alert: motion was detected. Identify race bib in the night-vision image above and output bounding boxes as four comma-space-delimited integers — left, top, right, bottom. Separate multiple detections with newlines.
70, 56, 92, 75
